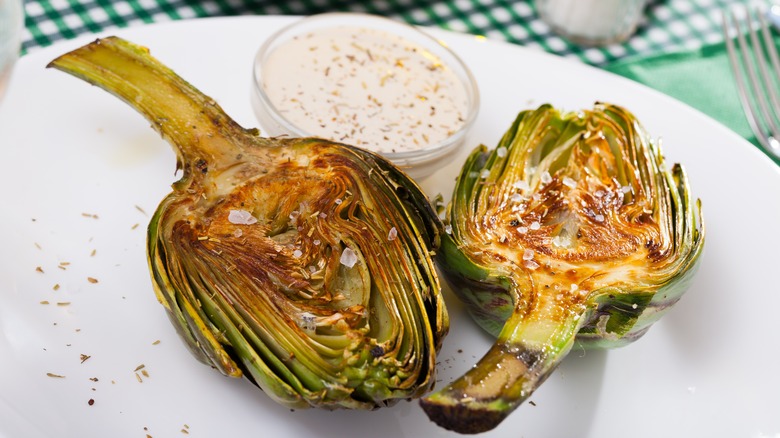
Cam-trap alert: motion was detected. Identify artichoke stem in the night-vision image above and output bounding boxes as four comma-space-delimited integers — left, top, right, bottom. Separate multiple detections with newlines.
47, 37, 247, 177
420, 299, 580, 434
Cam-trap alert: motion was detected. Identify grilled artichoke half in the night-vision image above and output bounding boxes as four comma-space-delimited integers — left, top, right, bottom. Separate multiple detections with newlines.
48, 37, 448, 410
420, 103, 704, 433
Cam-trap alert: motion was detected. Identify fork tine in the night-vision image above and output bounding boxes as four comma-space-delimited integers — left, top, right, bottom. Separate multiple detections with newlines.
723, 8, 769, 149
757, 11, 780, 125
723, 5, 780, 159
746, 8, 780, 136
734, 8, 779, 141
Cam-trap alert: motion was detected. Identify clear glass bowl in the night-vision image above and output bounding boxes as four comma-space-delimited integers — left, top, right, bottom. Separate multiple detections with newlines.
251, 13, 480, 180
536, 0, 647, 46
0, 0, 23, 103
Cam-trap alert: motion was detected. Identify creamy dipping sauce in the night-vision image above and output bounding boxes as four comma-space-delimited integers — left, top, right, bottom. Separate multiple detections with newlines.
261, 25, 470, 154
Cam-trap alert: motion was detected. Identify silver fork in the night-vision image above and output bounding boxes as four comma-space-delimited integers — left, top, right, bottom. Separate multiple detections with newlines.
722, 4, 780, 159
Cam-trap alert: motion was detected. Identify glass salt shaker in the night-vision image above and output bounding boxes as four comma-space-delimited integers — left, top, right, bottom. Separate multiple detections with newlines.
0, 0, 24, 104
535, 0, 648, 46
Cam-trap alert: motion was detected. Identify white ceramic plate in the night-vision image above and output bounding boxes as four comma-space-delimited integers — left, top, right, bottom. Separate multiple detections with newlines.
1, 16, 778, 438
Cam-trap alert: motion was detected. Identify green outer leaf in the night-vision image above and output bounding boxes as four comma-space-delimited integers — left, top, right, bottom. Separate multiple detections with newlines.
437, 232, 513, 337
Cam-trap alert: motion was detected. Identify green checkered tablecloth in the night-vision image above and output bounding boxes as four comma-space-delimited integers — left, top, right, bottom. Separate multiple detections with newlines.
21, 0, 741, 66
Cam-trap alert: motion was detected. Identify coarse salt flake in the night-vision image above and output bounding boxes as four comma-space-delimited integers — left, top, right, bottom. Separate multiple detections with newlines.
523, 259, 540, 270
552, 235, 570, 248
540, 171, 552, 184
594, 214, 605, 223
496, 146, 507, 158
522, 249, 534, 261
513, 180, 530, 191
228, 209, 257, 225
298, 312, 317, 331
480, 169, 491, 179
335, 198, 343, 205
444, 224, 453, 234
562, 176, 577, 188
509, 193, 524, 204
530, 221, 541, 230
620, 185, 632, 194
387, 227, 398, 241
292, 249, 303, 258
340, 247, 358, 268
516, 226, 528, 234
570, 284, 579, 292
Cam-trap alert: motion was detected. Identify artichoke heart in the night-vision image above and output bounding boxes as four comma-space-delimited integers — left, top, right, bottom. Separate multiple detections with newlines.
48, 37, 448, 410
420, 103, 704, 433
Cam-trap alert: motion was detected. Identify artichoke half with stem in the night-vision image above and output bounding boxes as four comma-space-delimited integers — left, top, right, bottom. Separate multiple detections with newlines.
48, 37, 448, 410
420, 103, 705, 433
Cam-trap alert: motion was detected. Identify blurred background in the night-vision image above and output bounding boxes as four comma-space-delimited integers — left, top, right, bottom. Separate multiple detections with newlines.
4, 0, 777, 164
17, 0, 733, 66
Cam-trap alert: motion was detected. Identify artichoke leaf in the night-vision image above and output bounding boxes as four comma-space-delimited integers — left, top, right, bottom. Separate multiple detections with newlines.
420, 103, 704, 433
48, 37, 448, 410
